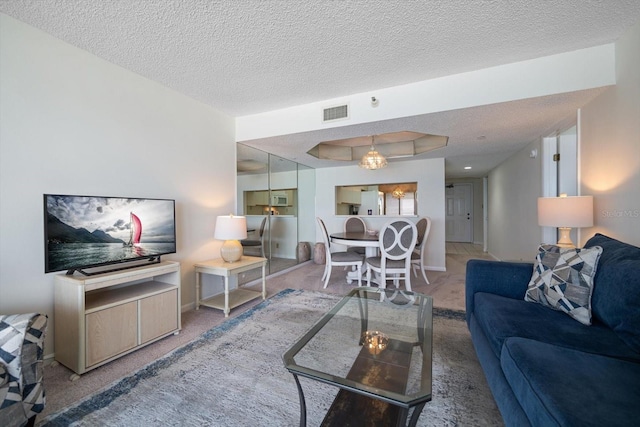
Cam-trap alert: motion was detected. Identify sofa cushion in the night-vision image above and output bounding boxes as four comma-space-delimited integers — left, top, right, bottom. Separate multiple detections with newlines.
474, 292, 640, 362
525, 244, 602, 325
584, 233, 640, 353
501, 337, 640, 427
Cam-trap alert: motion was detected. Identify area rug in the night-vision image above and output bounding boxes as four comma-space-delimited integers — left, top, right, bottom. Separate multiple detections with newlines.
40, 289, 502, 426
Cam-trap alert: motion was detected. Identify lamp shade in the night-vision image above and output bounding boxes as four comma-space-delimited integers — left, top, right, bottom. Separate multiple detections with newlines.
214, 215, 247, 240
537, 196, 594, 228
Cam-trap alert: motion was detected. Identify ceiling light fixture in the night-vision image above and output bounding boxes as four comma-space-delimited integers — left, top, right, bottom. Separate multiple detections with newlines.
359, 136, 388, 170
392, 188, 405, 199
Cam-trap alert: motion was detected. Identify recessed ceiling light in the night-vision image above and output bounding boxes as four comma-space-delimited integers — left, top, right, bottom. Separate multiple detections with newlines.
464, 166, 472, 170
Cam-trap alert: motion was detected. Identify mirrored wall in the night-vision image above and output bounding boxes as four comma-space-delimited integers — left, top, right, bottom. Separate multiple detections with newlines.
237, 144, 315, 278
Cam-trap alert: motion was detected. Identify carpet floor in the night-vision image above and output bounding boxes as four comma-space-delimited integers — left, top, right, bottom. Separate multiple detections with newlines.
41, 289, 502, 426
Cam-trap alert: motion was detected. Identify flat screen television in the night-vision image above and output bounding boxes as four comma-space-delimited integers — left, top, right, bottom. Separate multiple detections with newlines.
44, 194, 176, 275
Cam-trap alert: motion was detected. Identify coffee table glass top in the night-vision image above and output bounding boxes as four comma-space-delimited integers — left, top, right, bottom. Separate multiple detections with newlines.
283, 287, 433, 407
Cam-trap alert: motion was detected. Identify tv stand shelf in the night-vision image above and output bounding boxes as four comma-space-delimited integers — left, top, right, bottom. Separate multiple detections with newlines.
85, 281, 177, 313
54, 261, 181, 379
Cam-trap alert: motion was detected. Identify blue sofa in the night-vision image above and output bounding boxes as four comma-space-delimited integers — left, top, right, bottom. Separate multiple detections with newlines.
465, 234, 640, 426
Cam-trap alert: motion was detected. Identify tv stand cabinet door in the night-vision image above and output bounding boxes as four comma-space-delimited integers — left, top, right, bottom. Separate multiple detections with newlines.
139, 289, 178, 344
85, 301, 137, 367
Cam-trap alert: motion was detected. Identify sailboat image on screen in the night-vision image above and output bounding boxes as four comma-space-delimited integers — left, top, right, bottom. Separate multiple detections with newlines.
125, 212, 142, 247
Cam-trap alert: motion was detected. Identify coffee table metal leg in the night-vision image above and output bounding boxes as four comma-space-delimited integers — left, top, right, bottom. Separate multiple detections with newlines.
357, 289, 369, 345
292, 374, 307, 427
396, 407, 409, 427
408, 402, 426, 427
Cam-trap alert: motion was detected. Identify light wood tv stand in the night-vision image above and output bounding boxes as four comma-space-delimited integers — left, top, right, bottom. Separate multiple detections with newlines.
54, 261, 181, 380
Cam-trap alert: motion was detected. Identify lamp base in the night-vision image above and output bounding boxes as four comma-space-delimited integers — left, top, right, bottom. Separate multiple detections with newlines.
220, 240, 242, 263
556, 227, 575, 248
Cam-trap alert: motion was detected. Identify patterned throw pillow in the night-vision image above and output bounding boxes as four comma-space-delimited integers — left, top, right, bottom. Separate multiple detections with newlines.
0, 363, 7, 387
525, 244, 603, 325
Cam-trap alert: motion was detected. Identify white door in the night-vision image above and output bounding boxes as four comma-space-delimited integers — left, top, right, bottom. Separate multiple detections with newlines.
446, 183, 473, 242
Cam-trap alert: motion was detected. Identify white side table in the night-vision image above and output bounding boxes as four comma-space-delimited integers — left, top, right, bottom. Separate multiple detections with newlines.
195, 256, 267, 317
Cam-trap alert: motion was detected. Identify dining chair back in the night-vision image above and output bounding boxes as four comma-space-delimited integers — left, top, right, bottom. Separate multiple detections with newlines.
411, 217, 432, 284
241, 216, 267, 258
344, 216, 366, 233
365, 219, 417, 291
343, 216, 367, 254
317, 217, 364, 288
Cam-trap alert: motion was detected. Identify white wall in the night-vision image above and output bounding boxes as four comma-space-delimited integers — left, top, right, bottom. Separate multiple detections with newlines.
315, 158, 446, 271
462, 20, 640, 259
487, 139, 543, 261
579, 20, 640, 247
237, 45, 615, 141
0, 15, 237, 355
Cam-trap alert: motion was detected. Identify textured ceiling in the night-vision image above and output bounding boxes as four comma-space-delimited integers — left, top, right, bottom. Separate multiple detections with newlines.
2, 1, 640, 177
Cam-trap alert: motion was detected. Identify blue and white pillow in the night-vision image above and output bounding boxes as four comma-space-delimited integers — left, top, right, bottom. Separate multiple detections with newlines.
525, 244, 603, 325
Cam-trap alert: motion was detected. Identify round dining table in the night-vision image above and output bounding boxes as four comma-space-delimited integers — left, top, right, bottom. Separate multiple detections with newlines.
330, 231, 380, 258
330, 231, 380, 284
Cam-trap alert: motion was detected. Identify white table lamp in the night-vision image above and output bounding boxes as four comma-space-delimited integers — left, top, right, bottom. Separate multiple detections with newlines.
214, 215, 247, 262
538, 194, 593, 247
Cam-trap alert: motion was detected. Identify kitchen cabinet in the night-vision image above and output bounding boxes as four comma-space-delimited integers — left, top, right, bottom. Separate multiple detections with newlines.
337, 187, 362, 205
246, 190, 269, 206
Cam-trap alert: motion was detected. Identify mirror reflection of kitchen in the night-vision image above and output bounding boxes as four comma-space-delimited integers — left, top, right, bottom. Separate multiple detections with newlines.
244, 189, 297, 216
335, 182, 417, 216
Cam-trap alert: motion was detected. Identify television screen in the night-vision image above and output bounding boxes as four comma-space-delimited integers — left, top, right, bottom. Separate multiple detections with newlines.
44, 194, 176, 274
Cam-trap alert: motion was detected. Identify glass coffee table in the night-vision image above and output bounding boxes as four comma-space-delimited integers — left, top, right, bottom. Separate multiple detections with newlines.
283, 287, 433, 427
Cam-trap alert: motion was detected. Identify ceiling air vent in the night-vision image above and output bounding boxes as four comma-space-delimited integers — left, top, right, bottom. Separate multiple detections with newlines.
322, 104, 349, 123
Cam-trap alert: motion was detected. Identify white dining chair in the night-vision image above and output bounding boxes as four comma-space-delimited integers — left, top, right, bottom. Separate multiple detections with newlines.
317, 217, 364, 288
411, 217, 432, 284
344, 216, 367, 255
365, 219, 417, 292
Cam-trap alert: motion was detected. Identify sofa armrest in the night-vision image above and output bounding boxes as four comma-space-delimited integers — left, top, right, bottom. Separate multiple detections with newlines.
465, 259, 533, 325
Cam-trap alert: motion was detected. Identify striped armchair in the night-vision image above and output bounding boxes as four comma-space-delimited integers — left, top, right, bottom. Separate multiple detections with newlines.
0, 313, 47, 427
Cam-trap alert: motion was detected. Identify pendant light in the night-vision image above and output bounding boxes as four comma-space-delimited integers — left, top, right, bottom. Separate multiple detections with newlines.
392, 187, 405, 199
359, 136, 388, 170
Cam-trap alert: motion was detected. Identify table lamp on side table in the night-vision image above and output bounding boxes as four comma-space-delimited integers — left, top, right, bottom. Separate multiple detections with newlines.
538, 194, 593, 248
215, 214, 247, 262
